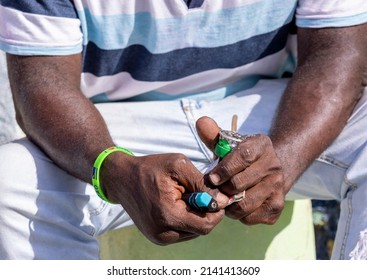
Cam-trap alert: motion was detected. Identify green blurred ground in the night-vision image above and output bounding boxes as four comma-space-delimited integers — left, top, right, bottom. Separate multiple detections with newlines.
99, 199, 315, 260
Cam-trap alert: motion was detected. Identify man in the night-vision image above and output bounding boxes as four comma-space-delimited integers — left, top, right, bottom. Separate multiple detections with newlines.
0, 0, 367, 260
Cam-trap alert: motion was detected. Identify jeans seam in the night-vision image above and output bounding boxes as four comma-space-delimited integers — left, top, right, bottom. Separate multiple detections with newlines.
339, 181, 358, 259
181, 99, 213, 162
319, 154, 349, 169
87, 200, 109, 236
89, 200, 108, 217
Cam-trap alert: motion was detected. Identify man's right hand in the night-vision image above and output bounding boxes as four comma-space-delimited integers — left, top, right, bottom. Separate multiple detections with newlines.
101, 151, 228, 245
6, 54, 227, 246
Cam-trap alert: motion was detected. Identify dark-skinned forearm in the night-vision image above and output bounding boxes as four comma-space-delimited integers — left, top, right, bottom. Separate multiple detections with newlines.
269, 25, 367, 190
7, 54, 115, 183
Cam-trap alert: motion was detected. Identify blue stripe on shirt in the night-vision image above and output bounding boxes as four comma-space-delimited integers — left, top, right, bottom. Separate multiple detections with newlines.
82, 23, 291, 81
78, 1, 296, 53
0, 0, 77, 18
89, 74, 264, 103
183, 0, 205, 9
297, 12, 367, 28
126, 75, 264, 102
0, 41, 82, 56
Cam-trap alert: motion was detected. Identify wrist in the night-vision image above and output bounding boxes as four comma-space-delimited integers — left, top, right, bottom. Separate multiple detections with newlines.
270, 138, 309, 193
92, 146, 135, 203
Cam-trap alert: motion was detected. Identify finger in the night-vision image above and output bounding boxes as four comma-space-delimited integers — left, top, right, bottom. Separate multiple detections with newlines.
196, 116, 220, 152
173, 200, 226, 235
147, 197, 225, 245
208, 135, 269, 186
153, 230, 199, 245
185, 210, 225, 235
239, 192, 285, 225
181, 184, 229, 211
225, 183, 271, 220
145, 186, 224, 245
168, 153, 205, 192
225, 176, 282, 220
205, 188, 230, 209
219, 158, 283, 195
173, 157, 229, 208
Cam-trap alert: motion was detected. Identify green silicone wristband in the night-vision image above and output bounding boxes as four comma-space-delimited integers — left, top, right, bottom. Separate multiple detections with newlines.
92, 146, 134, 203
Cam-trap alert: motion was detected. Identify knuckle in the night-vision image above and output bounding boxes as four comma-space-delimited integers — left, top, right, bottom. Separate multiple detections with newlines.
263, 211, 282, 225
150, 231, 176, 246
241, 194, 255, 209
265, 173, 285, 195
273, 171, 284, 181
200, 213, 224, 235
200, 225, 213, 236
258, 134, 272, 146
265, 216, 280, 225
246, 133, 271, 146
272, 200, 285, 213
239, 212, 281, 226
215, 161, 233, 178
272, 173, 286, 193
237, 143, 257, 164
174, 152, 187, 160
226, 200, 252, 220
239, 217, 255, 225
230, 175, 246, 192
268, 158, 283, 172
149, 218, 179, 245
166, 153, 192, 176
225, 210, 243, 220
160, 211, 178, 228
265, 200, 285, 220
170, 153, 188, 165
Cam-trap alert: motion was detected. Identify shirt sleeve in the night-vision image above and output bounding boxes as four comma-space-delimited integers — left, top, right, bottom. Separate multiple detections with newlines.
296, 0, 367, 28
0, 0, 83, 56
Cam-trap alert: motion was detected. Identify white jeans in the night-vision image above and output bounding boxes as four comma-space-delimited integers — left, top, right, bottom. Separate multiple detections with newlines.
0, 52, 17, 145
0, 79, 367, 259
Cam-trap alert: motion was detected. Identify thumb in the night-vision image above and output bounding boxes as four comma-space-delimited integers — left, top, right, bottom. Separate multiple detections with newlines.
196, 116, 220, 153
189, 174, 229, 210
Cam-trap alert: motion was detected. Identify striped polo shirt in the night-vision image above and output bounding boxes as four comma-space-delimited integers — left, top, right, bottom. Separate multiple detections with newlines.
1, 0, 367, 102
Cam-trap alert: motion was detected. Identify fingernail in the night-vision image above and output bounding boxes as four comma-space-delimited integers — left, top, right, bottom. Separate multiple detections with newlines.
209, 173, 221, 185
215, 192, 230, 209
